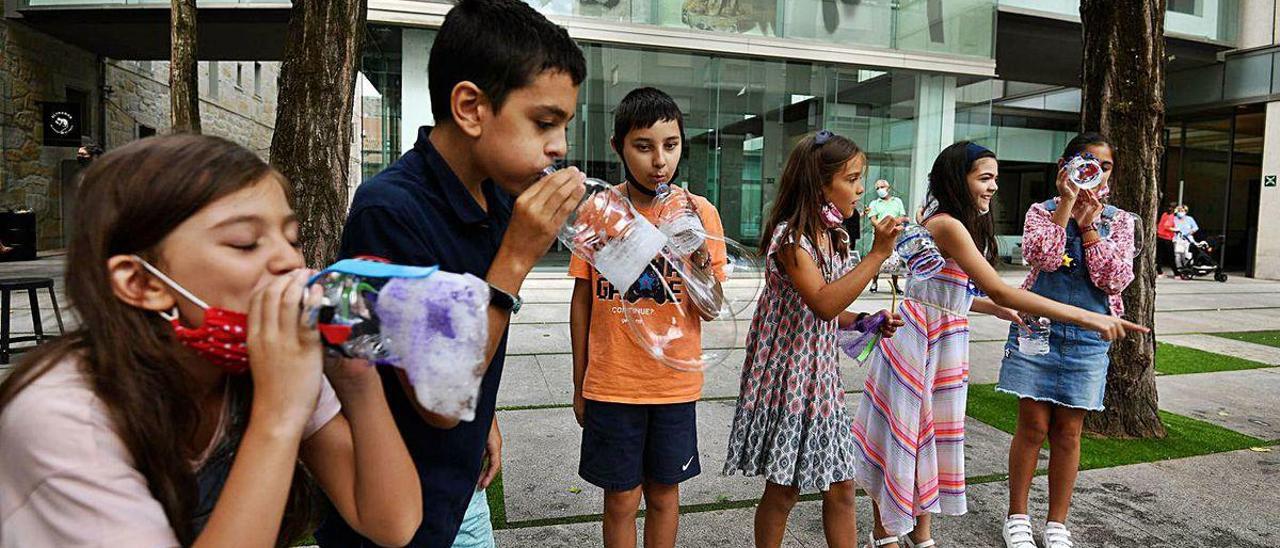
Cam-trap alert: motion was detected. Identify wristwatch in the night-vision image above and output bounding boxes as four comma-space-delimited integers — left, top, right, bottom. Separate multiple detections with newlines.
489, 284, 523, 314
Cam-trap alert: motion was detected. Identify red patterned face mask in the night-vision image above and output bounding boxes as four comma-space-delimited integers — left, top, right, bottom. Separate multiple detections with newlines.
136, 257, 251, 375
164, 308, 250, 374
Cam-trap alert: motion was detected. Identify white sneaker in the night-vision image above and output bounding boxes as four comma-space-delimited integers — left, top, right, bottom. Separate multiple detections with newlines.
1002, 514, 1036, 548
1043, 522, 1075, 548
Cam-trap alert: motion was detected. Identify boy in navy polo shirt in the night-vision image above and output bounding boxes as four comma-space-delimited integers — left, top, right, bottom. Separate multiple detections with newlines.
316, 0, 587, 546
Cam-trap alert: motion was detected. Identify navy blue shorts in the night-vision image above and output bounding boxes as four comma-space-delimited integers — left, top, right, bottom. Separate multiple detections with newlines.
578, 399, 700, 491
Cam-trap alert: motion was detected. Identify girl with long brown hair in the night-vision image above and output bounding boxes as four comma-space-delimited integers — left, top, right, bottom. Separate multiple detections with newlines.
851, 141, 1147, 548
0, 134, 421, 547
724, 130, 904, 548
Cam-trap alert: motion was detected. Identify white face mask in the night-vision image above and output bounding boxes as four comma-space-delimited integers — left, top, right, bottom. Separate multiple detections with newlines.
876, 188, 889, 199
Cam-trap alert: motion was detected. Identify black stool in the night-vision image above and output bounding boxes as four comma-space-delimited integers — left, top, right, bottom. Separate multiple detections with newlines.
1, 277, 65, 364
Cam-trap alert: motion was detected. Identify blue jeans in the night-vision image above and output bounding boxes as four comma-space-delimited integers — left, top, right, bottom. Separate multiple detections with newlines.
450, 489, 495, 548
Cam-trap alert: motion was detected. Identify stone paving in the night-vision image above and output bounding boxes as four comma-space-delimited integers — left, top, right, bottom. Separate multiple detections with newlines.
4, 256, 1278, 547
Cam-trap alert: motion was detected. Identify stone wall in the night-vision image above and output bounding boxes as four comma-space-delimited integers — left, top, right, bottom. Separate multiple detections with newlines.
0, 19, 101, 251
106, 60, 280, 159
0, 18, 368, 252
0, 16, 284, 253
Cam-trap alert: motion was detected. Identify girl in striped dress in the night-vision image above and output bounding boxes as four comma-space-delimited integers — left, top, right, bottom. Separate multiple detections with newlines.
851, 142, 1148, 548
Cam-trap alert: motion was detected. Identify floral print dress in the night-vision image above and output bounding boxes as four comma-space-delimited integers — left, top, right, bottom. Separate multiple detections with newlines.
723, 222, 860, 492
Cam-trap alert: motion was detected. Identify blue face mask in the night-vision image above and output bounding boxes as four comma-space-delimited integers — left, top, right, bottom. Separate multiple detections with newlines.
877, 188, 889, 199
1176, 212, 1186, 219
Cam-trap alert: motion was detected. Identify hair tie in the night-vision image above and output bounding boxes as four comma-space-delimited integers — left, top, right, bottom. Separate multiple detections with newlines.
814, 130, 834, 146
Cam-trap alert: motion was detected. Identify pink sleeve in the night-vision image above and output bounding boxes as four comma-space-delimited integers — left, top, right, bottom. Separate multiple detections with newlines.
304, 377, 342, 439
1022, 202, 1067, 272
1085, 212, 1136, 296
0, 367, 180, 547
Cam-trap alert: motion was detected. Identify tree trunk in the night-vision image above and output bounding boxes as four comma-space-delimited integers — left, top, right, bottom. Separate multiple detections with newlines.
1079, 0, 1167, 438
169, 0, 201, 133
269, 0, 367, 267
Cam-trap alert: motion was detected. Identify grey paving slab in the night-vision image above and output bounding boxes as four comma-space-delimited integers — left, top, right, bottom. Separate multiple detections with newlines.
494, 505, 810, 548
507, 302, 569, 324
497, 400, 767, 523
529, 353, 575, 405
962, 418, 1046, 479
1160, 333, 1280, 366
1156, 290, 1280, 311
494, 519, 617, 547
1060, 449, 1280, 547
506, 322, 572, 356
968, 341, 1008, 386
968, 314, 1018, 343
785, 448, 1280, 547
1157, 369, 1280, 440
495, 355, 554, 409
1154, 310, 1256, 335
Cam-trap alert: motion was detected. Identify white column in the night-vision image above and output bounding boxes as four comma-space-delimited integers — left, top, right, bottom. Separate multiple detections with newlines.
1254, 101, 1280, 280
909, 74, 956, 216
400, 28, 434, 154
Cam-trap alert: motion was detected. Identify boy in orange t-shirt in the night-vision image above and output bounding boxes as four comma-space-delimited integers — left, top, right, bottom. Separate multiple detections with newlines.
569, 87, 726, 548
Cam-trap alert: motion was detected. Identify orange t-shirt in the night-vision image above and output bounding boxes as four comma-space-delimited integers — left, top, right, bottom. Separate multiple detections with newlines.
569, 188, 728, 404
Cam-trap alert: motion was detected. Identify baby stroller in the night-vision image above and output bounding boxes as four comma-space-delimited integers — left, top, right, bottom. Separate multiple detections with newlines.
1173, 233, 1227, 282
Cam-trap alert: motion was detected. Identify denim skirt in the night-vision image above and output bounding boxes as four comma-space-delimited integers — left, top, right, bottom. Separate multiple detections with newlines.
996, 321, 1111, 411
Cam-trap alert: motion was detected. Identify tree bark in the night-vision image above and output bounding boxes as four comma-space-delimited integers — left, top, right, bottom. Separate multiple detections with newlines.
169, 0, 201, 133
269, 0, 367, 267
1079, 0, 1167, 438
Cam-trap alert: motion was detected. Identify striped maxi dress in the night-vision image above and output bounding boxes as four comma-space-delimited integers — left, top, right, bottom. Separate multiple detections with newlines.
851, 258, 975, 535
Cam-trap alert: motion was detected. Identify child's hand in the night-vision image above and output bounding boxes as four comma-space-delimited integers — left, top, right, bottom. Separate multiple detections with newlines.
1081, 312, 1150, 341
573, 392, 586, 428
994, 306, 1026, 329
477, 421, 502, 490
1073, 189, 1103, 228
247, 269, 325, 432
878, 310, 904, 338
1055, 164, 1079, 204
503, 167, 587, 268
870, 215, 905, 259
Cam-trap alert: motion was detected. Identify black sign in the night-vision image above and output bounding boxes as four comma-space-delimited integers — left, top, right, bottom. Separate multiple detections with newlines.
1266, 175, 1277, 188
41, 102, 81, 147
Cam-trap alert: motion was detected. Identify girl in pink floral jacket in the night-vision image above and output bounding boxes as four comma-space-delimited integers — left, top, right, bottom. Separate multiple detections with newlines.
997, 133, 1137, 548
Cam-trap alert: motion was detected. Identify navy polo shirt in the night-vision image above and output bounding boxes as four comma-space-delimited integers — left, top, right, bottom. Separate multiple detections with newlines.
316, 127, 513, 548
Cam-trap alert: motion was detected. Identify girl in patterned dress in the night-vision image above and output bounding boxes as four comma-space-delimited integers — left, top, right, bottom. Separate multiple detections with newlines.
724, 130, 905, 548
851, 142, 1148, 548
998, 133, 1137, 548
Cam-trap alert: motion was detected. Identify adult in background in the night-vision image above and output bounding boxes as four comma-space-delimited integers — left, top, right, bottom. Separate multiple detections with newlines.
866, 179, 905, 294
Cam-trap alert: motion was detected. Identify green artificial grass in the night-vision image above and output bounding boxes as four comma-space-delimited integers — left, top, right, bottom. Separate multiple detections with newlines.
967, 383, 1264, 471
1154, 342, 1273, 376
1210, 330, 1280, 349
486, 470, 508, 529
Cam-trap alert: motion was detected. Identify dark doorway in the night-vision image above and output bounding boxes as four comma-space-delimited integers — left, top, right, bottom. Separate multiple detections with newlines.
1163, 109, 1264, 272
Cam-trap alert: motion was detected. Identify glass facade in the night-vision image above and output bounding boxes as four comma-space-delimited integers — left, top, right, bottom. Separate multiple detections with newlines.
1169, 46, 1280, 110
23, 0, 283, 5
998, 0, 1241, 44
381, 0, 995, 59
361, 25, 989, 252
